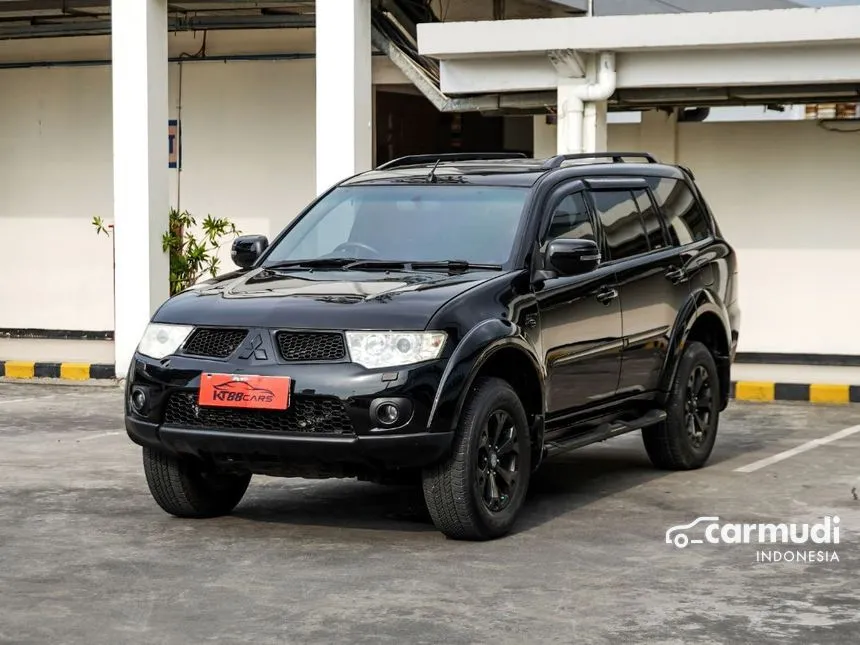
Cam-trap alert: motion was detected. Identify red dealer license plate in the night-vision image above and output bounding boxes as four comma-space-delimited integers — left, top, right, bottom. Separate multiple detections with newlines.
198, 373, 291, 410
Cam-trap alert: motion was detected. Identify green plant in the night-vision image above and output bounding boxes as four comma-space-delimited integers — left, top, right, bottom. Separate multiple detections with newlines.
93, 208, 240, 296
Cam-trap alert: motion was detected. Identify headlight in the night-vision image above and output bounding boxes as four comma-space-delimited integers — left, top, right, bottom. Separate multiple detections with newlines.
345, 331, 447, 369
137, 323, 194, 360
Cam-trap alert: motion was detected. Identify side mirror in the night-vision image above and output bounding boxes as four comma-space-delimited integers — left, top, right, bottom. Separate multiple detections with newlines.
546, 238, 601, 276
231, 235, 268, 269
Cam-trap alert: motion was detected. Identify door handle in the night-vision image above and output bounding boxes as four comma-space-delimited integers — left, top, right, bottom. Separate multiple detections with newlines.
665, 266, 687, 284
595, 287, 618, 305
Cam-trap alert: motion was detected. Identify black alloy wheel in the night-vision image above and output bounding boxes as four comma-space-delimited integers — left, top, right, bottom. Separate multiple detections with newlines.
685, 364, 713, 448
642, 341, 720, 470
422, 377, 532, 540
476, 410, 521, 513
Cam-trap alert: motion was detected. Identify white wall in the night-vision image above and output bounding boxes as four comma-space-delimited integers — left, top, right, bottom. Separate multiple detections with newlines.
0, 29, 410, 332
3, 32, 860, 356
0, 57, 316, 331
610, 119, 860, 356
0, 65, 116, 330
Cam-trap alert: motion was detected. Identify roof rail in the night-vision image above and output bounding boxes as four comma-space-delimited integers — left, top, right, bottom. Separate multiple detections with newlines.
540, 152, 658, 170
376, 152, 528, 170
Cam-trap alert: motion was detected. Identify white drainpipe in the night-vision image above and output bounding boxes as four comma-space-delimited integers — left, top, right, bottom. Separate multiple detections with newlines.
557, 52, 617, 154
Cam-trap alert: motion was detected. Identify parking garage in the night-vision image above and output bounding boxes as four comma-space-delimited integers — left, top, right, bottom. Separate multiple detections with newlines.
1, 2, 860, 641
0, 0, 859, 382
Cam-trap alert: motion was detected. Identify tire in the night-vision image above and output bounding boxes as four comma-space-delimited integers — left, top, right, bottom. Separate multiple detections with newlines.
142, 447, 251, 518
422, 377, 532, 541
642, 341, 720, 470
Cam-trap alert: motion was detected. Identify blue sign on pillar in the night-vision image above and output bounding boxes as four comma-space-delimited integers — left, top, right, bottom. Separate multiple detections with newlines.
168, 119, 181, 169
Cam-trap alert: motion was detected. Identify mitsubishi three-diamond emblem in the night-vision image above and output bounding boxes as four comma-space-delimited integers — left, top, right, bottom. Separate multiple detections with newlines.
237, 333, 268, 361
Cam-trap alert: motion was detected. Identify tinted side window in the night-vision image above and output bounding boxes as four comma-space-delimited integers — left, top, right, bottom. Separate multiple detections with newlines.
648, 177, 711, 245
590, 190, 649, 261
543, 192, 595, 245
632, 189, 667, 251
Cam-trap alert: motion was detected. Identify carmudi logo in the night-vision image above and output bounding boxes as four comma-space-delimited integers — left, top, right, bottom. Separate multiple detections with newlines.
665, 515, 841, 563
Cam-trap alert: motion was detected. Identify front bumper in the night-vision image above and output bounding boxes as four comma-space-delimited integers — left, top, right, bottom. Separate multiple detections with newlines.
125, 352, 454, 470
127, 418, 453, 469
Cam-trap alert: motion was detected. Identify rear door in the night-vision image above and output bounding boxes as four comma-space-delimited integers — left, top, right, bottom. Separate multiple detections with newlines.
585, 179, 691, 397
534, 182, 623, 417
646, 175, 719, 294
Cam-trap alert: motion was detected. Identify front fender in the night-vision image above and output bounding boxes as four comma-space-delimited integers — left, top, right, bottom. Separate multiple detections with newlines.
426, 319, 544, 433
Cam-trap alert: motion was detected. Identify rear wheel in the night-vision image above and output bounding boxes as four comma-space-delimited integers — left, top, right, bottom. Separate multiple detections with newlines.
422, 377, 531, 540
642, 341, 720, 470
142, 447, 251, 518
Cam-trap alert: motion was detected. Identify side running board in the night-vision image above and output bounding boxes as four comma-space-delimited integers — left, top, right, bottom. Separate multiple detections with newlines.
544, 409, 667, 457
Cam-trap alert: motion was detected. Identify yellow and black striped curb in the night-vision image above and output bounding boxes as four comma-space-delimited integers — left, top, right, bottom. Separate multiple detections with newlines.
731, 381, 860, 405
0, 363, 858, 403
0, 361, 115, 381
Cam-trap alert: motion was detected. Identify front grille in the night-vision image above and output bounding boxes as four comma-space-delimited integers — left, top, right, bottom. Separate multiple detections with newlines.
183, 328, 248, 359
164, 392, 354, 435
276, 331, 346, 362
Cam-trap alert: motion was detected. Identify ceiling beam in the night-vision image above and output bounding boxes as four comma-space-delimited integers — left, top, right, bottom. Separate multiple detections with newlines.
0, 12, 315, 39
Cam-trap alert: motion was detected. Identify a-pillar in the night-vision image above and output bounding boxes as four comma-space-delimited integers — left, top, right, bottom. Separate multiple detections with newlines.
640, 108, 678, 164
111, 0, 170, 378
316, 0, 373, 194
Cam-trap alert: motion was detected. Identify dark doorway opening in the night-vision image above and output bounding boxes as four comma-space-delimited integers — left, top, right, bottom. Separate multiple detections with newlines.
375, 88, 534, 166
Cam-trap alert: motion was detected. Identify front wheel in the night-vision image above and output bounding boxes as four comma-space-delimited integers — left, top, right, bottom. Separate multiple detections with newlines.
142, 447, 251, 518
642, 341, 720, 470
422, 377, 531, 541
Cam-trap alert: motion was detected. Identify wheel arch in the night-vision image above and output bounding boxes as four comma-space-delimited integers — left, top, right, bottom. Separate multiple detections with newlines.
427, 320, 546, 461
660, 289, 733, 410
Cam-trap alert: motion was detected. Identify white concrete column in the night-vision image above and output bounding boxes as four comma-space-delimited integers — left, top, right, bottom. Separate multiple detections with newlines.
582, 101, 608, 153
554, 53, 614, 155
316, 0, 373, 194
111, 0, 170, 377
533, 115, 557, 158
556, 79, 582, 154
640, 109, 678, 164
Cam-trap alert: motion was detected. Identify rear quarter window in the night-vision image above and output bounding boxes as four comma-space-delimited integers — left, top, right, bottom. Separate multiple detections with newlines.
647, 177, 712, 245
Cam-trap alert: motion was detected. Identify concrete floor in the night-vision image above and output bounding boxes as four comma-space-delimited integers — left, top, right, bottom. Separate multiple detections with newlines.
1, 383, 858, 644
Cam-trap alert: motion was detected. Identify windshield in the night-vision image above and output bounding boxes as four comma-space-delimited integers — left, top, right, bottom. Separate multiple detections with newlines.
263, 185, 529, 267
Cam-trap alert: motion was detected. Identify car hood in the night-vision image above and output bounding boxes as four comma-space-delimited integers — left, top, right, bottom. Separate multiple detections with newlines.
152, 267, 497, 330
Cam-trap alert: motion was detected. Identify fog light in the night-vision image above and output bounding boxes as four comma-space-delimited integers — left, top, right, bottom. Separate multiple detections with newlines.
377, 403, 400, 425
130, 387, 147, 413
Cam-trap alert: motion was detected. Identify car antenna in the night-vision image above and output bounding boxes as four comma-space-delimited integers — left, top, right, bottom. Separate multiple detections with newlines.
426, 159, 441, 183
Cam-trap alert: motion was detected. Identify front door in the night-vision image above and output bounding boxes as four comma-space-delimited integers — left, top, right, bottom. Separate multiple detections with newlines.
535, 184, 623, 418
586, 181, 691, 396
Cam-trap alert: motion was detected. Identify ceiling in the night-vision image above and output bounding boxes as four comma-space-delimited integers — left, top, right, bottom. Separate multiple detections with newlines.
0, 0, 316, 39
554, 0, 818, 13
0, 0, 585, 40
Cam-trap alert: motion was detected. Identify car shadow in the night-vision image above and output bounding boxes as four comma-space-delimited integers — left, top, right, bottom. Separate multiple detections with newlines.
233, 479, 436, 533
231, 427, 765, 537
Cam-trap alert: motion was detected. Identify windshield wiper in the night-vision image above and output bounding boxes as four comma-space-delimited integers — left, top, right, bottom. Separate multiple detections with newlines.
409, 260, 503, 273
263, 258, 502, 274
343, 260, 410, 270
263, 258, 363, 270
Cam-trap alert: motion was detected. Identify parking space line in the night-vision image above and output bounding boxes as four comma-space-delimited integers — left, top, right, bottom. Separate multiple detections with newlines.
0, 395, 60, 406
76, 431, 123, 441
0, 397, 40, 405
735, 424, 860, 473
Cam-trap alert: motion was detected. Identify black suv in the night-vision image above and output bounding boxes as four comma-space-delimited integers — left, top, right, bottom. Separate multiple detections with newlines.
126, 151, 739, 541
